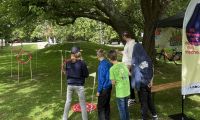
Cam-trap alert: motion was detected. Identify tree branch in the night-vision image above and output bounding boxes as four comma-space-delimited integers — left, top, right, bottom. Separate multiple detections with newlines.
55, 17, 76, 26
53, 9, 111, 25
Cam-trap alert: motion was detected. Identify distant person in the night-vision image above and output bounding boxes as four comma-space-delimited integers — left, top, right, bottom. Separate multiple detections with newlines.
117, 31, 136, 106
96, 49, 112, 120
62, 46, 89, 120
48, 37, 53, 44
108, 50, 130, 120
157, 48, 167, 61
131, 43, 158, 120
53, 37, 57, 44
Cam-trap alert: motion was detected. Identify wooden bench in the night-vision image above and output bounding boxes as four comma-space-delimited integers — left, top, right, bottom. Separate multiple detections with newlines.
151, 81, 181, 93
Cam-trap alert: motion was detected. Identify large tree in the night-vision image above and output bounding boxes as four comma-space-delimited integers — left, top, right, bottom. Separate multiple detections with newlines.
141, 0, 169, 58
19, 0, 166, 56
141, 0, 190, 57
22, 0, 137, 36
1, 0, 189, 57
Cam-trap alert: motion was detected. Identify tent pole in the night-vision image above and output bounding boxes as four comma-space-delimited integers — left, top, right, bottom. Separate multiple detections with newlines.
30, 59, 33, 81
60, 50, 63, 96
182, 95, 185, 120
18, 61, 20, 83
11, 46, 13, 78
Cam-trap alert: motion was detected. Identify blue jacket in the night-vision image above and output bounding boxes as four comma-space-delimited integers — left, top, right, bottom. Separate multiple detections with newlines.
131, 43, 153, 90
97, 59, 112, 93
66, 60, 89, 86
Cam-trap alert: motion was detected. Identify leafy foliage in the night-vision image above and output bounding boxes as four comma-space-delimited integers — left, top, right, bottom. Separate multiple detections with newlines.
0, 0, 190, 49
164, 0, 190, 17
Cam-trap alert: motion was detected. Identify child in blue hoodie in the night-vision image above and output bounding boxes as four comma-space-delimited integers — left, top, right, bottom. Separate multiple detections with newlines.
96, 49, 112, 120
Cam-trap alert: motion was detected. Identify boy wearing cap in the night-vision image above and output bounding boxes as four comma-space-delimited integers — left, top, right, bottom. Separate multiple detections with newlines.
96, 49, 112, 120
108, 50, 130, 120
62, 47, 89, 120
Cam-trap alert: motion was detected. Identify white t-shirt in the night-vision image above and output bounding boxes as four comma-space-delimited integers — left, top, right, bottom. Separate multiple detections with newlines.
122, 40, 136, 66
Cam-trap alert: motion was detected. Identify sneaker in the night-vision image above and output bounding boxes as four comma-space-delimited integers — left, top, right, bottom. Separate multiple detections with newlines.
128, 99, 136, 106
152, 115, 158, 120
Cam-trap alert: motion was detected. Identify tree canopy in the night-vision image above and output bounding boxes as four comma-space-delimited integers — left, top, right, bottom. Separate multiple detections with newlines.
0, 0, 190, 56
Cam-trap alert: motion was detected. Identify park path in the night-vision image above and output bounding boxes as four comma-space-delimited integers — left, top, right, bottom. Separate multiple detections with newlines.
11, 42, 48, 49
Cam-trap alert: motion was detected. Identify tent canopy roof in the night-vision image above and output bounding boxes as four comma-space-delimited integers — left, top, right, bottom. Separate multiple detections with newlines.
156, 11, 185, 28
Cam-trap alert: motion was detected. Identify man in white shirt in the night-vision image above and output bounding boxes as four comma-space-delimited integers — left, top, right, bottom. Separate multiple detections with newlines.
118, 31, 136, 106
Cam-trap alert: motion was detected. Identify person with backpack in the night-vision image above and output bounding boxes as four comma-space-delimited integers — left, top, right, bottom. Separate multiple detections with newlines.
131, 43, 158, 120
96, 49, 112, 120
62, 46, 89, 120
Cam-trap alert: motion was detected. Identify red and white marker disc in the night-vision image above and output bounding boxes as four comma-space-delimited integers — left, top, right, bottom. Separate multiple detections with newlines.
72, 102, 96, 112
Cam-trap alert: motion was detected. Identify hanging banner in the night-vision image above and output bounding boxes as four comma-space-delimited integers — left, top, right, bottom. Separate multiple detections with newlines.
182, 0, 200, 95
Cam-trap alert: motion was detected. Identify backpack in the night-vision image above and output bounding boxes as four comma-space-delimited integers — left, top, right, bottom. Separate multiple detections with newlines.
131, 43, 153, 90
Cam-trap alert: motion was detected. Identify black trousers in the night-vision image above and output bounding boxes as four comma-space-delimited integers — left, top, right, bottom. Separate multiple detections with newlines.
129, 76, 135, 99
97, 87, 112, 120
138, 86, 157, 120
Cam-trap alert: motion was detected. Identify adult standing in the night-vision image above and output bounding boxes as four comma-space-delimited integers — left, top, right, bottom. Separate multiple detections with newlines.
118, 31, 136, 106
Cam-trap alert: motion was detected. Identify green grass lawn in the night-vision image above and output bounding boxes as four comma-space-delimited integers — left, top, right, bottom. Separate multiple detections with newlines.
0, 42, 200, 120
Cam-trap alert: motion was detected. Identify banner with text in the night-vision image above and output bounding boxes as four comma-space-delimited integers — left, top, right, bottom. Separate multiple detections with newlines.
182, 0, 200, 95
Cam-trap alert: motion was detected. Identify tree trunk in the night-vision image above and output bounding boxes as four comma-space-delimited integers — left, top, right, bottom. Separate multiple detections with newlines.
96, 0, 135, 41
112, 21, 134, 38
108, 15, 135, 44
140, 0, 169, 60
142, 22, 156, 60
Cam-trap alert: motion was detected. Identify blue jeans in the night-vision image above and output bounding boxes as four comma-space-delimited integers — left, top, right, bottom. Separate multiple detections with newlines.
116, 97, 130, 120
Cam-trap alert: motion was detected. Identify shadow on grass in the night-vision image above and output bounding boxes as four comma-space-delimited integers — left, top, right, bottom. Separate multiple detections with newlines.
0, 43, 111, 120
154, 88, 200, 120
169, 113, 196, 120
0, 43, 199, 120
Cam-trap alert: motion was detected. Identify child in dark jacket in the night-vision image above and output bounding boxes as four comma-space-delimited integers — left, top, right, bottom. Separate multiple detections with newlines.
96, 49, 112, 120
62, 47, 89, 120
131, 43, 158, 120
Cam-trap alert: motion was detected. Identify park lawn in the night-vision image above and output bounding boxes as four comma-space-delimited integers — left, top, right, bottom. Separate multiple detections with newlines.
0, 42, 200, 120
